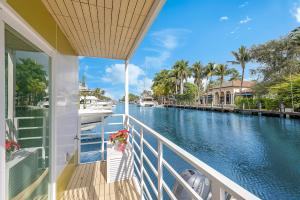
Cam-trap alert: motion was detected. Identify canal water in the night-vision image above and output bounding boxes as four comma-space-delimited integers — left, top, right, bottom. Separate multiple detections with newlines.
82, 104, 300, 200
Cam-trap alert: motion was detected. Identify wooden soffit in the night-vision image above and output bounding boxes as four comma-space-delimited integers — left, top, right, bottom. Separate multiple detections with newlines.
42, 0, 165, 60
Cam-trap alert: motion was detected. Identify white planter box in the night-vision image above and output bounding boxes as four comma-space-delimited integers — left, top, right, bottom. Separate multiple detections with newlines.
106, 143, 133, 183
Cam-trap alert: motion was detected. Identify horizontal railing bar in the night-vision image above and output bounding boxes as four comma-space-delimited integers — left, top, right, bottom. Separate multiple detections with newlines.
133, 139, 140, 150
107, 122, 123, 126
80, 134, 101, 137
132, 128, 141, 137
133, 151, 141, 164
80, 133, 99, 136
128, 115, 260, 200
143, 139, 158, 158
18, 127, 43, 130
162, 181, 178, 200
104, 131, 117, 134
15, 117, 45, 120
143, 154, 158, 177
134, 161, 141, 178
18, 136, 43, 140
163, 159, 203, 200
80, 141, 101, 145
143, 168, 158, 197
143, 182, 154, 200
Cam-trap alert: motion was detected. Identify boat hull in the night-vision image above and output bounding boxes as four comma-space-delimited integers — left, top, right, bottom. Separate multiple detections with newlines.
79, 109, 113, 125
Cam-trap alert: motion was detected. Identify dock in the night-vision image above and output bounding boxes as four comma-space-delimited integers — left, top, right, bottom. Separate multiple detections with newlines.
164, 104, 300, 118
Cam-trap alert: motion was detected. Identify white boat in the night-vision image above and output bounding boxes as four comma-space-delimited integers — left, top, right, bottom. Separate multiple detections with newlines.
81, 123, 97, 131
79, 109, 112, 124
79, 96, 113, 124
138, 97, 157, 107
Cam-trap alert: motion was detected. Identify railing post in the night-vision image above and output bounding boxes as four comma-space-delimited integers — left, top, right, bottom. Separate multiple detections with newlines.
77, 116, 81, 165
42, 117, 46, 168
101, 116, 105, 161
140, 127, 144, 200
157, 140, 163, 200
131, 125, 135, 150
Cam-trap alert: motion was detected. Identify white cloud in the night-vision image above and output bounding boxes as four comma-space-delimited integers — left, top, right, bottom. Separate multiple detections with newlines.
230, 27, 240, 34
240, 16, 252, 24
220, 16, 229, 21
292, 5, 300, 22
144, 51, 170, 69
102, 63, 145, 86
151, 28, 190, 50
78, 56, 85, 60
239, 2, 249, 8
142, 28, 190, 69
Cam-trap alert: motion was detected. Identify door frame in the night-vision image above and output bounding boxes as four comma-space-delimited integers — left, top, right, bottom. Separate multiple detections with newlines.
0, 1, 57, 200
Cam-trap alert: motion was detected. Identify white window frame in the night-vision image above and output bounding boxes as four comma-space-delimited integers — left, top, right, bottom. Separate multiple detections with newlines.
0, 1, 57, 200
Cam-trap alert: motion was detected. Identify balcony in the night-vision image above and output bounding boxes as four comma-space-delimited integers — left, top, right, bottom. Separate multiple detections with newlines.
61, 114, 260, 200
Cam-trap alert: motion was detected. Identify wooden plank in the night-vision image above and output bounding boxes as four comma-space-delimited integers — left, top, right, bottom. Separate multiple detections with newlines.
60, 162, 139, 200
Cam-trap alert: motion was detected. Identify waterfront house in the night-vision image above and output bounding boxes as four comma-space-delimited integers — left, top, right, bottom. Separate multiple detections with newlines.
0, 1, 259, 200
201, 80, 256, 106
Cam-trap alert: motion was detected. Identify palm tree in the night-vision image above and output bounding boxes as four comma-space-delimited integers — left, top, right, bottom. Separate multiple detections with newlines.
214, 64, 232, 104
229, 46, 251, 93
171, 68, 179, 94
191, 62, 204, 102
204, 62, 215, 91
173, 60, 191, 94
228, 68, 241, 81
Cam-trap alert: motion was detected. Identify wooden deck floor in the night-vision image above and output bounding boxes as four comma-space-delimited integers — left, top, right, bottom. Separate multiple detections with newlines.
59, 162, 139, 200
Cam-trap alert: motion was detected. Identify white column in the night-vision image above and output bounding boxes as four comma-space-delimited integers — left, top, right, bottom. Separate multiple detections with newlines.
49, 53, 57, 200
124, 60, 129, 115
7, 50, 15, 120
0, 13, 6, 200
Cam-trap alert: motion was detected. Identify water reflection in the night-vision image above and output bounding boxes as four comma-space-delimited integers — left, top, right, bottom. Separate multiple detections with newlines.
116, 104, 300, 199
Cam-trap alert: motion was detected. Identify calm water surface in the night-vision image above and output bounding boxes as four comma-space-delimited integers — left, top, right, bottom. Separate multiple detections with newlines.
115, 104, 300, 200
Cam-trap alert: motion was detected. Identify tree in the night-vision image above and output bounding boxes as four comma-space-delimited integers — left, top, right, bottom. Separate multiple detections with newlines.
229, 45, 251, 93
175, 82, 198, 103
269, 73, 300, 111
93, 88, 105, 99
16, 58, 47, 105
152, 70, 175, 102
173, 60, 191, 94
191, 61, 204, 102
228, 68, 241, 81
250, 32, 300, 84
214, 64, 232, 104
204, 62, 215, 91
289, 27, 300, 48
120, 93, 139, 102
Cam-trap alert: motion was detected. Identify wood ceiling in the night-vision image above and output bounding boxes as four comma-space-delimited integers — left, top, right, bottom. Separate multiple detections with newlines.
42, 0, 164, 60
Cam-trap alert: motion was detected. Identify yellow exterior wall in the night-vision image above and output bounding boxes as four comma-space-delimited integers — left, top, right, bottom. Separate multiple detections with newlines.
7, 0, 77, 55
56, 152, 77, 199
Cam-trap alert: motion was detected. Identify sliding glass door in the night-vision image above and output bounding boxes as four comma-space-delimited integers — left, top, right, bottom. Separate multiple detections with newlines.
5, 25, 51, 200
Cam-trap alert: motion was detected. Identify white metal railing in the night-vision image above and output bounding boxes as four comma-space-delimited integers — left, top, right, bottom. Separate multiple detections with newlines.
79, 114, 260, 200
5, 116, 48, 168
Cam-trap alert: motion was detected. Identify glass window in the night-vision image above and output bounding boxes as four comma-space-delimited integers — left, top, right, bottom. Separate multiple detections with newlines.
5, 25, 51, 200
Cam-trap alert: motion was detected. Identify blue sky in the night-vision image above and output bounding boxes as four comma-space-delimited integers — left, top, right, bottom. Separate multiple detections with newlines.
79, 0, 300, 99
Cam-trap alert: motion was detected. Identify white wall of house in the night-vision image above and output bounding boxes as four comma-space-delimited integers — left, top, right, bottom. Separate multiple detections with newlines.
52, 54, 79, 178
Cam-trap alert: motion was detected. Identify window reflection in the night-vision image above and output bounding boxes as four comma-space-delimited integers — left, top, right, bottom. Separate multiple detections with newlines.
5, 25, 51, 200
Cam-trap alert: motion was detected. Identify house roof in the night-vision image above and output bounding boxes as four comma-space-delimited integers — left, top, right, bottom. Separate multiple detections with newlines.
41, 0, 165, 60
210, 80, 255, 90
